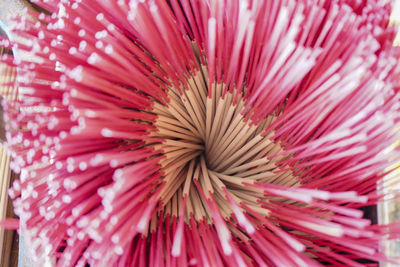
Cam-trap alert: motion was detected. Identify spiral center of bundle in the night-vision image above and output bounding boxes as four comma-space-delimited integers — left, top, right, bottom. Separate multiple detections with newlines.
151, 66, 297, 220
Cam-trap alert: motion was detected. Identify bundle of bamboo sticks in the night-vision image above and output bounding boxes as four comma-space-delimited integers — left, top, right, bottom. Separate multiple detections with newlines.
0, 45, 18, 267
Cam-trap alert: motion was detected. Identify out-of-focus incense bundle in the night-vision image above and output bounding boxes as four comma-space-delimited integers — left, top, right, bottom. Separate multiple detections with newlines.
0, 44, 18, 267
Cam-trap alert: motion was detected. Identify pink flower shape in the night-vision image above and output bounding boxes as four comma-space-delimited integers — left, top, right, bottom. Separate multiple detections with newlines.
2, 0, 400, 266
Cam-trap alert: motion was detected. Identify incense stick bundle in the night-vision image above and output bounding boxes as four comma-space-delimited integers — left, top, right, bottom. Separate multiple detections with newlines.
0, 46, 18, 267
1, 0, 400, 266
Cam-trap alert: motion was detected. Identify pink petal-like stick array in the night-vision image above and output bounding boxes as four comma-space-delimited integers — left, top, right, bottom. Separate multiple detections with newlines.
2, 0, 400, 266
